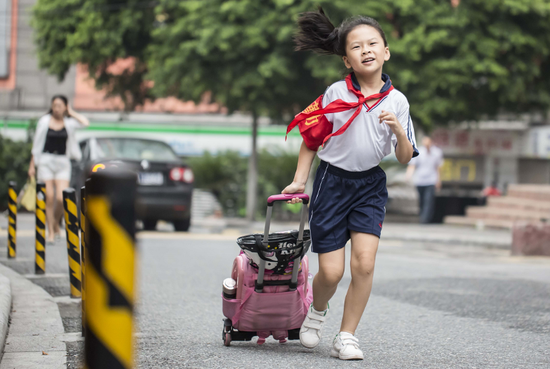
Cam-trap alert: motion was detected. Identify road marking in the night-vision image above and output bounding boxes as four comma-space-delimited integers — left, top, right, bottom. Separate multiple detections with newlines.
0, 230, 34, 237
137, 231, 237, 241
25, 273, 68, 279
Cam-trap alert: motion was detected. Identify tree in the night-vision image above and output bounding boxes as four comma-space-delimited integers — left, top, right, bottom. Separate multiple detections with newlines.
146, 0, 338, 220
377, 0, 550, 130
31, 0, 155, 110
32, 0, 550, 217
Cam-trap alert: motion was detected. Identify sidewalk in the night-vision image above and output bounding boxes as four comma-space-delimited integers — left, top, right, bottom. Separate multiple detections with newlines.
210, 217, 513, 249
3, 212, 512, 250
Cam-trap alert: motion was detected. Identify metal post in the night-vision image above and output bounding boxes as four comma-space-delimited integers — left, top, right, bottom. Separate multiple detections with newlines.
35, 182, 46, 274
80, 185, 86, 336
85, 169, 137, 369
7, 181, 16, 259
63, 188, 81, 298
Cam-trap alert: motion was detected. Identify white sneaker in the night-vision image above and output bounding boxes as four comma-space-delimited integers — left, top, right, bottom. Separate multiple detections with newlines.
299, 303, 329, 348
330, 332, 364, 360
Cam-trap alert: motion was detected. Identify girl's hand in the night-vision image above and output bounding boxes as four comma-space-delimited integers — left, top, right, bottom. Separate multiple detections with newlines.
67, 105, 74, 116
282, 182, 306, 204
379, 110, 404, 136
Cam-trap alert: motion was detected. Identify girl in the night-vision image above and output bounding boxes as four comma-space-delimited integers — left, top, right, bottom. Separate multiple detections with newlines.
28, 95, 89, 243
283, 9, 418, 360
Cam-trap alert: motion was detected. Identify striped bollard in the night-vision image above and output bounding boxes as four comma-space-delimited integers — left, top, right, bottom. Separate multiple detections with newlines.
7, 181, 17, 259
35, 182, 46, 274
80, 185, 86, 336
85, 170, 136, 369
63, 188, 82, 298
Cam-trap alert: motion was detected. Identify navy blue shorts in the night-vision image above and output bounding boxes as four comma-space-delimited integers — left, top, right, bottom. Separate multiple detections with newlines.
309, 160, 388, 254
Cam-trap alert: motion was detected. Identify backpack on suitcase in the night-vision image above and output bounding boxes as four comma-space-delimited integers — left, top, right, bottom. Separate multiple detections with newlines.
221, 194, 313, 345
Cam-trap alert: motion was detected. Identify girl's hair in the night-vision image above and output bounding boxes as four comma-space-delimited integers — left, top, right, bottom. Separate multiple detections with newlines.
294, 7, 387, 57
48, 94, 69, 116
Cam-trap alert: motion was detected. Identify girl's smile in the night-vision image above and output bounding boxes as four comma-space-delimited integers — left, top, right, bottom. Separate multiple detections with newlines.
343, 25, 390, 75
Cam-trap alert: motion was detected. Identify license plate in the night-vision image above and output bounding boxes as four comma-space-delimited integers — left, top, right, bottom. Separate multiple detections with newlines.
138, 172, 164, 186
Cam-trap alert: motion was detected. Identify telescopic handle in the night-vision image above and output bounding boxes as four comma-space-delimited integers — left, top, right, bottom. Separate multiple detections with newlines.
267, 193, 309, 206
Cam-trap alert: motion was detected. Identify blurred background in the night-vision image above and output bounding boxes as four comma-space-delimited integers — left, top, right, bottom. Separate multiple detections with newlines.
0, 0, 549, 227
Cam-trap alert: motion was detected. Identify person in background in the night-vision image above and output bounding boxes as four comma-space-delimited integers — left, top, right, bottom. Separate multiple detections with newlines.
406, 136, 443, 224
28, 95, 89, 243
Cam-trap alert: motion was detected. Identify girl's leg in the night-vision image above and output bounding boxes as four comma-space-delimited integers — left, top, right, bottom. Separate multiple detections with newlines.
44, 180, 56, 242
340, 231, 379, 334
300, 246, 346, 348
54, 179, 70, 235
312, 247, 346, 311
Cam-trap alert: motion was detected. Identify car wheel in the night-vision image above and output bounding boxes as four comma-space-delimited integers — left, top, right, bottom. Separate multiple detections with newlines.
173, 218, 190, 232
143, 219, 158, 231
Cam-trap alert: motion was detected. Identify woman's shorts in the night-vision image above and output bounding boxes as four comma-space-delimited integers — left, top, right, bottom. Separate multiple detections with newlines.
37, 153, 71, 181
309, 160, 388, 254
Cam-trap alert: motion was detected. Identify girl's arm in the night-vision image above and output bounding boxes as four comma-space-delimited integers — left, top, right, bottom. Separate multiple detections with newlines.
282, 141, 317, 203
393, 130, 413, 164
67, 106, 90, 127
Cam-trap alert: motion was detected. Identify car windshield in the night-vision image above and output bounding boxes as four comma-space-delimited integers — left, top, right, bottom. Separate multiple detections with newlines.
94, 138, 179, 161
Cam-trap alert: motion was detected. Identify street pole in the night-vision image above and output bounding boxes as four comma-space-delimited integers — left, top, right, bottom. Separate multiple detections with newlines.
63, 188, 81, 298
7, 181, 16, 258
85, 169, 137, 369
35, 182, 46, 274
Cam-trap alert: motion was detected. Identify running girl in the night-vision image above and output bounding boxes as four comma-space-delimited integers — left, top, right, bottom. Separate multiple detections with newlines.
283, 8, 418, 360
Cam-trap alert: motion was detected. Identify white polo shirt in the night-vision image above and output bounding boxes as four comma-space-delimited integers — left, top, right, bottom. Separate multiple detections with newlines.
409, 145, 444, 186
317, 73, 418, 172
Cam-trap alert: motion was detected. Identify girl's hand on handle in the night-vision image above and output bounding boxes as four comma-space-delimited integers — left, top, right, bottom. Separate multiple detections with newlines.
281, 182, 306, 204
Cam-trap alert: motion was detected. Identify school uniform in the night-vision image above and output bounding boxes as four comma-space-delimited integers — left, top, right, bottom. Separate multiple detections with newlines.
287, 73, 418, 253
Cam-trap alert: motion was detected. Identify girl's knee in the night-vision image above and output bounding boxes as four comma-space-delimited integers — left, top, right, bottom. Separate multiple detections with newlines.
317, 266, 344, 287
351, 254, 375, 278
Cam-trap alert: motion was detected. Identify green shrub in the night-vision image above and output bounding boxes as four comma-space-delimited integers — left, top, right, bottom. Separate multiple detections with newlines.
0, 136, 32, 211
187, 151, 247, 218
188, 149, 305, 219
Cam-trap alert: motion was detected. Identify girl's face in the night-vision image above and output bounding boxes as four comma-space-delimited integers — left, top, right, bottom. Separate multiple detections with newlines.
51, 98, 67, 118
342, 25, 390, 76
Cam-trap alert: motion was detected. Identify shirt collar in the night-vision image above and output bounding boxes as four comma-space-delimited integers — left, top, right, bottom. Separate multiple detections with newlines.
347, 72, 392, 95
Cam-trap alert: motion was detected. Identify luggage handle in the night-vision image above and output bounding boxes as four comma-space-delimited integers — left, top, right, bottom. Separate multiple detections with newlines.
256, 193, 309, 293
267, 193, 309, 205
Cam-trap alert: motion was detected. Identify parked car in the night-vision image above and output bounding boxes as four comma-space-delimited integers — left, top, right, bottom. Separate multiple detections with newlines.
72, 137, 193, 231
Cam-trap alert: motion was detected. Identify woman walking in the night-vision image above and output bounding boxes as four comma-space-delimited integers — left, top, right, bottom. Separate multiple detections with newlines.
28, 95, 89, 243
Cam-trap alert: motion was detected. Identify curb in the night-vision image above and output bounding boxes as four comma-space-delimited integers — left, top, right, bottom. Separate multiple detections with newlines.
0, 273, 11, 363
0, 263, 67, 369
380, 231, 511, 249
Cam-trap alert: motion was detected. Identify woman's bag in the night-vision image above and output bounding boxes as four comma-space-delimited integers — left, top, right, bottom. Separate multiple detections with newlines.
19, 177, 36, 212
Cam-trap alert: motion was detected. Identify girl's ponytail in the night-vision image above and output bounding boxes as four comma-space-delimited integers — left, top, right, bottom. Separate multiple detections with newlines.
294, 7, 341, 56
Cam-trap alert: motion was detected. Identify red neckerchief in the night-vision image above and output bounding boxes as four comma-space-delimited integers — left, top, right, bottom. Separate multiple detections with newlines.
286, 73, 394, 146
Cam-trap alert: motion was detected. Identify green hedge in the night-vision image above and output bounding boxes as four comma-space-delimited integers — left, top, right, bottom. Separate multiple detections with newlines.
0, 136, 33, 211
188, 149, 308, 219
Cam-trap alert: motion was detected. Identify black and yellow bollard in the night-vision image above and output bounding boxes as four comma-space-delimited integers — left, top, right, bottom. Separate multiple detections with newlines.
7, 181, 17, 259
63, 188, 81, 298
85, 170, 137, 369
35, 182, 46, 274
80, 185, 86, 336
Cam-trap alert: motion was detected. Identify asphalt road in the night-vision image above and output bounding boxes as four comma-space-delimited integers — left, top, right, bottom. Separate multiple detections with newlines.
136, 235, 550, 369
1, 214, 550, 368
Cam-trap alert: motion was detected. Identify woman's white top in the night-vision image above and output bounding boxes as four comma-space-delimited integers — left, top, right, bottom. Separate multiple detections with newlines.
32, 114, 86, 163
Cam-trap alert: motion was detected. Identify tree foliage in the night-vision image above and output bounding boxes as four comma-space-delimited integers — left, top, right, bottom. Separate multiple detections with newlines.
31, 0, 156, 110
32, 0, 550, 127
380, 0, 550, 130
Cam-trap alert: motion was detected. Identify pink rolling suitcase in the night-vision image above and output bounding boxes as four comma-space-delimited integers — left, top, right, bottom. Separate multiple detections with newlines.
221, 194, 313, 346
